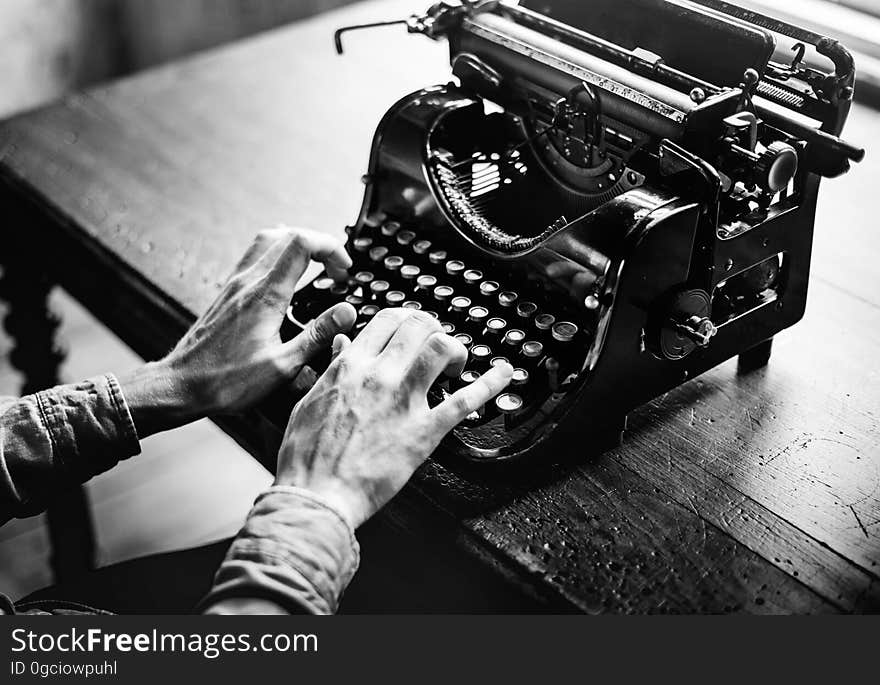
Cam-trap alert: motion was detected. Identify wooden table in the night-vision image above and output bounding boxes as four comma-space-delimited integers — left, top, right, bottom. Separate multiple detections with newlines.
1, 0, 878, 612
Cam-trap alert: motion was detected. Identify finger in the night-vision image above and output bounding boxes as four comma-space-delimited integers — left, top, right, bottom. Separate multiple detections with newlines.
432, 362, 514, 431
378, 310, 444, 371
405, 332, 468, 392
348, 307, 412, 356
331, 333, 351, 360
280, 302, 357, 373
271, 226, 352, 283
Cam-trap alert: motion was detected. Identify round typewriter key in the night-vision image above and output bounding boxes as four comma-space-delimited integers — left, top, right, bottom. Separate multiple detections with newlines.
352, 236, 373, 253
402, 300, 422, 310
552, 321, 578, 343
454, 333, 473, 348
368, 246, 389, 263
423, 311, 440, 320
498, 291, 518, 307
381, 221, 401, 238
354, 271, 374, 286
470, 344, 492, 365
485, 317, 507, 335
490, 356, 510, 367
415, 274, 438, 290
445, 260, 466, 277
385, 290, 406, 306
330, 282, 349, 296
535, 313, 556, 331
369, 280, 390, 297
312, 276, 335, 290
516, 301, 538, 319
440, 321, 456, 335
383, 255, 404, 272
412, 239, 432, 255
460, 370, 481, 384
463, 269, 483, 287
521, 341, 544, 359
433, 285, 454, 303
511, 368, 529, 386
396, 230, 416, 247
466, 305, 489, 326
400, 264, 421, 281
428, 250, 448, 265
479, 280, 500, 298
358, 304, 379, 320
503, 329, 526, 347
495, 393, 523, 414
345, 294, 365, 307
450, 296, 471, 313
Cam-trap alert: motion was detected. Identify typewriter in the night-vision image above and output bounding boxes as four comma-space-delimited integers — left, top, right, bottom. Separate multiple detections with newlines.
280, 0, 864, 463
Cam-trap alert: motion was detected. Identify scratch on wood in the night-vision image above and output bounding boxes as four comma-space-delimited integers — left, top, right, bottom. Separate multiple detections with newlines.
746, 407, 761, 430
689, 408, 695, 427
765, 433, 814, 465
850, 505, 869, 538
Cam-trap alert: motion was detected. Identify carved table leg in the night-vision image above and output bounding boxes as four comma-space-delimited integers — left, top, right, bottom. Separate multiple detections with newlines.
0, 257, 96, 582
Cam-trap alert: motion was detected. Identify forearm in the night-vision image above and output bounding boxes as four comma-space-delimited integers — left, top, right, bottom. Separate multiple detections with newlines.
199, 486, 360, 615
116, 361, 205, 439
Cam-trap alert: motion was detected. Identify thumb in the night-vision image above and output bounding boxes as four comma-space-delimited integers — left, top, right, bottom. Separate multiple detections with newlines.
282, 302, 357, 368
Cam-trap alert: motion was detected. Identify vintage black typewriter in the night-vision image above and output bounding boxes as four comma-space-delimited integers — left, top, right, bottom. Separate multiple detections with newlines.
280, 0, 864, 463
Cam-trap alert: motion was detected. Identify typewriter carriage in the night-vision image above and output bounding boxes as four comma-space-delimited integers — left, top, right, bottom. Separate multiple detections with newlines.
283, 0, 863, 463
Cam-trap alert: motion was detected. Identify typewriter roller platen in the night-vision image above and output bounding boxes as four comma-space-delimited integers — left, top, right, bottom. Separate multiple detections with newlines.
280, 0, 864, 463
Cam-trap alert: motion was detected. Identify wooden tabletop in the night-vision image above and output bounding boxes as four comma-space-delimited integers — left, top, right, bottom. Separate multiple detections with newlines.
1, 0, 878, 613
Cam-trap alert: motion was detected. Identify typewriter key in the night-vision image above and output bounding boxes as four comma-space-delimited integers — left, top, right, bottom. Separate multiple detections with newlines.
433, 285, 454, 303
450, 296, 471, 314
460, 370, 480, 384
479, 280, 500, 299
400, 264, 421, 281
402, 300, 422, 310
440, 321, 456, 335
516, 301, 538, 319
498, 291, 518, 308
463, 269, 483, 288
490, 356, 510, 368
521, 341, 544, 361
535, 313, 556, 331
495, 393, 523, 414
345, 294, 365, 307
368, 246, 389, 263
454, 333, 473, 348
485, 317, 507, 336
352, 237, 373, 253
503, 329, 526, 347
445, 260, 465, 278
412, 239, 432, 256
470, 344, 492, 367
358, 304, 379, 318
423, 311, 440, 320
330, 282, 349, 296
383, 255, 404, 273
466, 305, 489, 332
380, 221, 401, 238
385, 290, 406, 306
428, 250, 448, 265
369, 280, 390, 298
312, 276, 335, 291
511, 368, 529, 386
552, 321, 578, 343
354, 271, 375, 286
396, 230, 416, 247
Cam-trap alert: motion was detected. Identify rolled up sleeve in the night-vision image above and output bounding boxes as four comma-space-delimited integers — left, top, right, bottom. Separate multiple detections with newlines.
200, 486, 360, 615
0, 373, 141, 523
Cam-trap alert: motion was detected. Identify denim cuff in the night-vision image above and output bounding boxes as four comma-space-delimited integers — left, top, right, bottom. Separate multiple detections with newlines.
37, 373, 141, 481
200, 486, 360, 615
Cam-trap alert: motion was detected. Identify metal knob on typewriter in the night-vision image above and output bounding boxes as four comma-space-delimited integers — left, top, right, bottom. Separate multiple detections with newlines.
756, 141, 799, 194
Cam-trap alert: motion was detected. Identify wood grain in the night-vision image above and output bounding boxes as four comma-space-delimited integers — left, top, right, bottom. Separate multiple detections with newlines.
0, 0, 877, 612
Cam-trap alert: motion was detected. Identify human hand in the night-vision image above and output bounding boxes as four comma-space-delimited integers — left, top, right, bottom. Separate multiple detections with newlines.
119, 226, 357, 437
274, 308, 514, 529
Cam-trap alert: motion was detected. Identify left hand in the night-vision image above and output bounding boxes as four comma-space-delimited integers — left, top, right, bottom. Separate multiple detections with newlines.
119, 226, 357, 437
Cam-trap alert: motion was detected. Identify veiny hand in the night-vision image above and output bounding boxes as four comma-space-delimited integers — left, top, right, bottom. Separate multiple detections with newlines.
119, 226, 357, 437
274, 308, 514, 529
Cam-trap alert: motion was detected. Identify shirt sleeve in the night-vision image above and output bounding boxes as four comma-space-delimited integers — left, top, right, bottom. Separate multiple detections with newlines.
0, 373, 141, 524
199, 486, 360, 615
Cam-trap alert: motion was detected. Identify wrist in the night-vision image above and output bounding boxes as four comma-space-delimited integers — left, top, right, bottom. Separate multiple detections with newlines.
271, 476, 366, 530
117, 360, 205, 438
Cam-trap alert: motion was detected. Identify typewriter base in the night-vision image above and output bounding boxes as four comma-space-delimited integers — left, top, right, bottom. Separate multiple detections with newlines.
737, 338, 774, 374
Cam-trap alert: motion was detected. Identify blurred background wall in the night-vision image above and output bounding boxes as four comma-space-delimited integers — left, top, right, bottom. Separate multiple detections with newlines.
0, 0, 360, 119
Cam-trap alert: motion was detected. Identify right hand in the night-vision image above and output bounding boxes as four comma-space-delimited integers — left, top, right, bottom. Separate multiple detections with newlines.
274, 308, 513, 528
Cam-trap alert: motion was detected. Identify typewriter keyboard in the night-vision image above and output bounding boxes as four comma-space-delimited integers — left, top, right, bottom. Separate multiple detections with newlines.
280, 219, 593, 458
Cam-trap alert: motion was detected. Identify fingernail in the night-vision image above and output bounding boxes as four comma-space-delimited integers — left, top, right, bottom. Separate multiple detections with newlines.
331, 304, 347, 326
